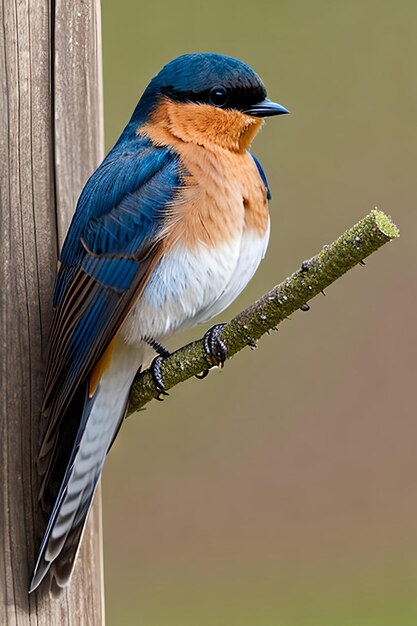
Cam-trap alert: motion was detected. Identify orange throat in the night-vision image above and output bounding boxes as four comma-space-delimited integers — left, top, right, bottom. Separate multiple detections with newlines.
138, 98, 263, 153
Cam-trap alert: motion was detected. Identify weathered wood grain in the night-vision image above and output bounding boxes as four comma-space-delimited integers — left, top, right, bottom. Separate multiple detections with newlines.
54, 0, 104, 240
0, 0, 105, 623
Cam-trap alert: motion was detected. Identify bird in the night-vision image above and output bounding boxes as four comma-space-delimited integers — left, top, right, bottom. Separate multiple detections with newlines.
29, 52, 289, 593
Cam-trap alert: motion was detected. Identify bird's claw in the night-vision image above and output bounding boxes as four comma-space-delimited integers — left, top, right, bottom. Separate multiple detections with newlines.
195, 324, 227, 380
203, 323, 227, 368
150, 355, 169, 399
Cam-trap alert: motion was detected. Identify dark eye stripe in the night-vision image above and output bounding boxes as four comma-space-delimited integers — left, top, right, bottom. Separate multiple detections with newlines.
161, 83, 267, 112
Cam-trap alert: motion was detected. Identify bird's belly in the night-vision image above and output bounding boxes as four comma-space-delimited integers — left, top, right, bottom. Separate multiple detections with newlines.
122, 237, 242, 343
122, 224, 269, 344
196, 222, 270, 324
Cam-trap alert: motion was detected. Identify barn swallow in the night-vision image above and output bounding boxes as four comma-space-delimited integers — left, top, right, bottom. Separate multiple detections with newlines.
30, 52, 289, 592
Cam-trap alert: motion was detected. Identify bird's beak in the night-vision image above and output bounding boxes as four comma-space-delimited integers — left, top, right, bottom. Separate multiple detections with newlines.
243, 98, 290, 117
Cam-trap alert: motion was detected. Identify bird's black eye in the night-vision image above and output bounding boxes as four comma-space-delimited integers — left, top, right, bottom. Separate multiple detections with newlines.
209, 85, 229, 107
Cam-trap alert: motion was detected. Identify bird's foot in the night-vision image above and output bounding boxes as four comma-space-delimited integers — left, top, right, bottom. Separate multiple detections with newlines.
145, 338, 171, 399
150, 355, 170, 399
202, 323, 227, 369
195, 324, 227, 380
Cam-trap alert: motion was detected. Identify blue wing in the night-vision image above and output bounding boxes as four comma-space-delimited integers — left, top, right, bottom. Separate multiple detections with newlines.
40, 137, 182, 471
32, 136, 184, 592
53, 140, 177, 304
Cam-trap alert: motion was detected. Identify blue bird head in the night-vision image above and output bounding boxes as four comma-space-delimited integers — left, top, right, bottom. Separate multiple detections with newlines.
130, 52, 289, 126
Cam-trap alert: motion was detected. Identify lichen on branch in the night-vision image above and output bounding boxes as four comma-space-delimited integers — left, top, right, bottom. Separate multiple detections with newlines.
127, 210, 399, 416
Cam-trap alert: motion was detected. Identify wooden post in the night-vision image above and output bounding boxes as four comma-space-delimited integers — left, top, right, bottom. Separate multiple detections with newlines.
0, 1, 105, 623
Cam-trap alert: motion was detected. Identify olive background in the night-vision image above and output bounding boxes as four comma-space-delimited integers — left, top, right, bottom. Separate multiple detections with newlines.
101, 1, 416, 624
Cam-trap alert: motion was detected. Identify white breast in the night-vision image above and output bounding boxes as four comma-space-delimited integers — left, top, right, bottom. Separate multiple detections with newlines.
197, 219, 270, 324
122, 223, 269, 345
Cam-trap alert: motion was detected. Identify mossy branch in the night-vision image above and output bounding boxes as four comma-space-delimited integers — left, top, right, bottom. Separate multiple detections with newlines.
127, 209, 399, 416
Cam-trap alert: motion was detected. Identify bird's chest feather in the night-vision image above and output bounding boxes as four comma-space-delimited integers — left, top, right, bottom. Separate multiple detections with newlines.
122, 132, 269, 343
159, 143, 269, 248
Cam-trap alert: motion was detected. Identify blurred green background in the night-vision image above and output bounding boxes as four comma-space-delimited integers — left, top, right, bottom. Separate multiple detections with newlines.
101, 1, 416, 624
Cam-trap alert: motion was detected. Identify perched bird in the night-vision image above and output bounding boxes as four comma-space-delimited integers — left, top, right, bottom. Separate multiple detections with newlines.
30, 52, 289, 592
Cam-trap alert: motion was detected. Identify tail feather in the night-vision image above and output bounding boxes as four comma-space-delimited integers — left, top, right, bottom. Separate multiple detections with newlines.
51, 522, 86, 589
31, 341, 148, 593
30, 394, 111, 592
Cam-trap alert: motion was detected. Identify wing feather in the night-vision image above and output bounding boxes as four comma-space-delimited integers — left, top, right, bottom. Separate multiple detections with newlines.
38, 139, 182, 506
